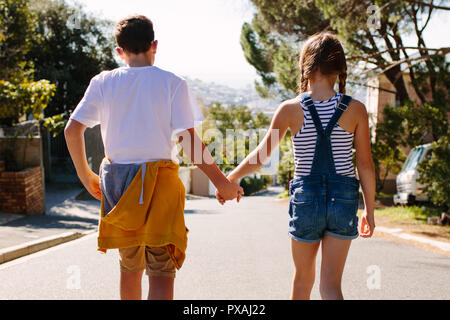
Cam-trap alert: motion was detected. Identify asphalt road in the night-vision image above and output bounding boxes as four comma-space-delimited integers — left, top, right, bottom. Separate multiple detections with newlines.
1, 188, 449, 300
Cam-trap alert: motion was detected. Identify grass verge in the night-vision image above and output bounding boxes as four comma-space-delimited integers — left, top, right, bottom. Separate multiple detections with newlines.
373, 205, 450, 243
374, 205, 437, 223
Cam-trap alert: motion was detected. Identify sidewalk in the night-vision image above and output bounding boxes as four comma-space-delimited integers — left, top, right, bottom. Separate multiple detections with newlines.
0, 181, 100, 263
0, 178, 208, 264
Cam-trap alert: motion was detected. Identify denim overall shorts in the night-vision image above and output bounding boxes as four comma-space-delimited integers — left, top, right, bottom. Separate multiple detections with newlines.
288, 93, 360, 243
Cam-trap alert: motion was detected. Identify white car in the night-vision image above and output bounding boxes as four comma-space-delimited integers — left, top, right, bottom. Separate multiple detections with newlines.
393, 143, 431, 205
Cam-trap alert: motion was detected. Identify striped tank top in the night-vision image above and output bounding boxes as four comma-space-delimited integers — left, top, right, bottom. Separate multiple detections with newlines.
291, 92, 356, 178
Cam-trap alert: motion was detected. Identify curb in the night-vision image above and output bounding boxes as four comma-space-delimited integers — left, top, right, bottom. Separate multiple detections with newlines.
376, 226, 450, 252
0, 231, 92, 265
186, 193, 210, 200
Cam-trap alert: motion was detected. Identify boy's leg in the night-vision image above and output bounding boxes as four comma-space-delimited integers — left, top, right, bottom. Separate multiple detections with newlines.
148, 277, 174, 300
120, 270, 144, 300
119, 246, 146, 300
145, 246, 177, 300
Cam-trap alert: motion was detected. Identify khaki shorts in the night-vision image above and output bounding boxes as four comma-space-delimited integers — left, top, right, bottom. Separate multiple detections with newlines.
119, 246, 176, 278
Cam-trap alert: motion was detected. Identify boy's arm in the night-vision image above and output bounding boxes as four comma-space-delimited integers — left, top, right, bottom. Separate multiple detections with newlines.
64, 119, 102, 200
177, 128, 243, 201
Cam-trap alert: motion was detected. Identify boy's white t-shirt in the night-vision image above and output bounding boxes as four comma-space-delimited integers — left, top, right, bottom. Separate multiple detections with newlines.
70, 66, 204, 164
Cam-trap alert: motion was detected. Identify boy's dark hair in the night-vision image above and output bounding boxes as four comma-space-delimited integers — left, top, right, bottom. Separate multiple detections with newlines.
115, 15, 154, 54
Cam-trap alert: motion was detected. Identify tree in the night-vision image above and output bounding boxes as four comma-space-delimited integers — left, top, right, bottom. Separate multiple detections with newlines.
205, 103, 271, 135
199, 103, 271, 171
241, 0, 450, 105
0, 0, 57, 172
242, 0, 450, 203
0, 79, 55, 125
201, 103, 273, 195
0, 0, 37, 81
0, 0, 56, 127
27, 0, 118, 117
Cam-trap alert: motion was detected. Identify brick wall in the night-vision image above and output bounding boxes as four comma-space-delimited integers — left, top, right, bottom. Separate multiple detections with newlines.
0, 162, 45, 215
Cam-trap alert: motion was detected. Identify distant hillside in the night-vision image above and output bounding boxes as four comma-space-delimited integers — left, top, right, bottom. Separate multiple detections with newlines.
184, 77, 280, 116
184, 76, 367, 116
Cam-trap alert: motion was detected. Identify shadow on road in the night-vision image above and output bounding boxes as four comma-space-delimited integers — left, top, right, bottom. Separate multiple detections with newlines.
247, 186, 285, 198
2, 214, 98, 232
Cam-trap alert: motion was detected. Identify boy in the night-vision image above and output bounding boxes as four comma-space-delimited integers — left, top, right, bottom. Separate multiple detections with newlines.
64, 14, 243, 300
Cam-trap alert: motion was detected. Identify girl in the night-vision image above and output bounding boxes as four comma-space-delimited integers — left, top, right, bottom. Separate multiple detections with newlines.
218, 31, 376, 300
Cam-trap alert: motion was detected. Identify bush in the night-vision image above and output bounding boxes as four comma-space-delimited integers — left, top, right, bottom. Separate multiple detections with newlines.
277, 135, 294, 190
0, 79, 55, 125
418, 130, 450, 212
0, 78, 56, 171
240, 175, 271, 196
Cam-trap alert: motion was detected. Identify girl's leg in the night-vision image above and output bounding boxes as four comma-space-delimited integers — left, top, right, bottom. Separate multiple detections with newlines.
290, 238, 321, 300
319, 234, 352, 300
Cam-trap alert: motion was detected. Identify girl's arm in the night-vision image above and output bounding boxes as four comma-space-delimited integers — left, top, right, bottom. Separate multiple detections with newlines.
227, 100, 297, 183
352, 100, 376, 238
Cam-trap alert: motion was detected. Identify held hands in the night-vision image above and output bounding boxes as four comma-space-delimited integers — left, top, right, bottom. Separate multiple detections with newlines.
80, 170, 102, 201
215, 176, 244, 205
359, 210, 375, 238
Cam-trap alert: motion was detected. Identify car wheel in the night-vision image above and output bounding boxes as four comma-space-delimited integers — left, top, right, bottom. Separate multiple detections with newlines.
407, 194, 416, 206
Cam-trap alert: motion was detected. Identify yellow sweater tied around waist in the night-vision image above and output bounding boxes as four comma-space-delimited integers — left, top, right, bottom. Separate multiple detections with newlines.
98, 158, 188, 270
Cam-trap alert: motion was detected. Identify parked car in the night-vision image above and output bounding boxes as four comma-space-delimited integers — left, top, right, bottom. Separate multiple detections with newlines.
393, 143, 431, 205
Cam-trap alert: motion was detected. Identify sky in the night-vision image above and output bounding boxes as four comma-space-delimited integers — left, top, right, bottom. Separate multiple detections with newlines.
70, 0, 450, 90
70, 0, 258, 89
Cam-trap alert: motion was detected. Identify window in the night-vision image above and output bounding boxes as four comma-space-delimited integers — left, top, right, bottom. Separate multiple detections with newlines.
402, 147, 425, 171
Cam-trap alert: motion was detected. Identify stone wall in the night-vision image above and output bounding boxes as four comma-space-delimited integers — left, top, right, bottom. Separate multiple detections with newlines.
190, 166, 215, 196
0, 136, 43, 170
178, 166, 192, 194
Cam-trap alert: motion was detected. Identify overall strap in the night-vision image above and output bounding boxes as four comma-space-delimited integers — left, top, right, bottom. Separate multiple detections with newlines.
298, 92, 324, 136
299, 92, 334, 174
298, 92, 352, 175
324, 94, 352, 136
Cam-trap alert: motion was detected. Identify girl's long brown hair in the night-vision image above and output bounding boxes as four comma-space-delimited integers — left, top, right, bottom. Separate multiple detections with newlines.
299, 31, 347, 94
